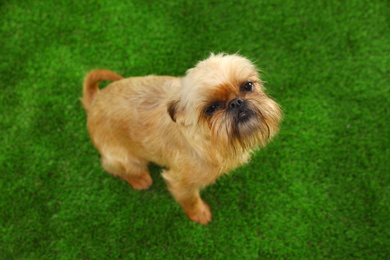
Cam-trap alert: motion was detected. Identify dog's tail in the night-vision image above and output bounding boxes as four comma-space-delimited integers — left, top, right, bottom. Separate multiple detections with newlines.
82, 70, 124, 111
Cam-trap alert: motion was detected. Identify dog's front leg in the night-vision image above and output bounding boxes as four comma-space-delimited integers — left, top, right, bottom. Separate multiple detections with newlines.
162, 169, 212, 225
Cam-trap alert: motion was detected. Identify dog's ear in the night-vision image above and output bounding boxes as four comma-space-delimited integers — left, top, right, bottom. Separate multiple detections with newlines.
167, 100, 179, 122
168, 100, 191, 126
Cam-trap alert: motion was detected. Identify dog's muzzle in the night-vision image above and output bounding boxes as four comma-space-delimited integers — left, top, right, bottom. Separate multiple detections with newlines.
228, 98, 254, 123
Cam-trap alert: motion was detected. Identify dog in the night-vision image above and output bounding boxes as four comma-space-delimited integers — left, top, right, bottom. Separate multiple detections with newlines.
82, 53, 282, 224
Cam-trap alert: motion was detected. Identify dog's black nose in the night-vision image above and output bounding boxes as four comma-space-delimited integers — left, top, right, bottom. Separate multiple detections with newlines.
228, 98, 244, 109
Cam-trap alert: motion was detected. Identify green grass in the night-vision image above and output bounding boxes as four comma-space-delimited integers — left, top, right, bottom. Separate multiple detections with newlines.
1, 0, 389, 258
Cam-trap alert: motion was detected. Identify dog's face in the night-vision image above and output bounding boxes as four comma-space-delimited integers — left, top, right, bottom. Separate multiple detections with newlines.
169, 54, 282, 154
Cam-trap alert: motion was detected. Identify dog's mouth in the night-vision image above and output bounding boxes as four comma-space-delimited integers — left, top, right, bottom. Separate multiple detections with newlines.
238, 110, 246, 117
235, 109, 255, 124
209, 96, 280, 151
226, 98, 256, 125
229, 107, 258, 137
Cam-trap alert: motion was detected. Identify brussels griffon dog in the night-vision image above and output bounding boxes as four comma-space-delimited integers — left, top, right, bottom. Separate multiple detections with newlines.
82, 53, 282, 224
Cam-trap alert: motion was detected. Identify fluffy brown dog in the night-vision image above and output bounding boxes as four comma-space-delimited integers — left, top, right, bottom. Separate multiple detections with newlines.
82, 53, 282, 224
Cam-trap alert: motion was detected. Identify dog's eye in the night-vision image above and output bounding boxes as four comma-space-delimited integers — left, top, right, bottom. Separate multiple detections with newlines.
205, 103, 221, 116
241, 82, 254, 93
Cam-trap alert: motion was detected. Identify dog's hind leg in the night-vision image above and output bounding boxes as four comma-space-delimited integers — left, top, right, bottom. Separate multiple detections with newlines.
101, 153, 152, 190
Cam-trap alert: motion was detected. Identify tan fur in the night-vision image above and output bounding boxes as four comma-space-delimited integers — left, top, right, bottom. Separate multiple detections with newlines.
82, 70, 123, 111
82, 53, 282, 225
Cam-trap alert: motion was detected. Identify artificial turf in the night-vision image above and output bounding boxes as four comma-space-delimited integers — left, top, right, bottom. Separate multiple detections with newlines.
1, 0, 389, 258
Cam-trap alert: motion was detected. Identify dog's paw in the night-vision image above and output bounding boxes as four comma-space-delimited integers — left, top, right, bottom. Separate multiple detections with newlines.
122, 172, 153, 190
185, 200, 212, 225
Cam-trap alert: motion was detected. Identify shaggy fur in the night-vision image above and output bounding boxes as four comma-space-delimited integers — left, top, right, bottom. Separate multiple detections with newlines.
82, 53, 282, 224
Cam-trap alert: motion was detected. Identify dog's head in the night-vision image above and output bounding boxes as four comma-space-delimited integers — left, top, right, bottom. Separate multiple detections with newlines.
168, 53, 282, 154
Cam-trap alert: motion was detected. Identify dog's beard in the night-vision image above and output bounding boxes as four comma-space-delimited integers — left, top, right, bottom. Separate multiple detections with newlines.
208, 97, 280, 155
